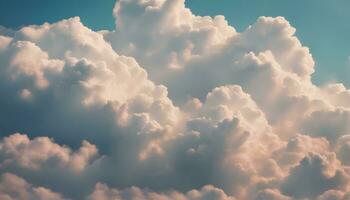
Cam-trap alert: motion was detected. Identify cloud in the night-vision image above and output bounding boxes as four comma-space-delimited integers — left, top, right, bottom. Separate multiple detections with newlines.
301, 109, 350, 142
0, 173, 67, 200
317, 190, 350, 200
0, 26, 14, 37
255, 189, 291, 200
335, 135, 350, 166
105, 0, 236, 76
0, 0, 350, 199
87, 183, 236, 200
281, 153, 349, 199
0, 133, 98, 172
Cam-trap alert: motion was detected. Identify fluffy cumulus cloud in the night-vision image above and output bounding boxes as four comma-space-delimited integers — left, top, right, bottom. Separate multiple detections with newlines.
0, 133, 98, 172
1, 0, 350, 199
0, 173, 67, 200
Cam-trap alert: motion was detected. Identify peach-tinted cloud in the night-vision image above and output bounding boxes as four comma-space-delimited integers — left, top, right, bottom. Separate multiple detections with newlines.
0, 0, 350, 199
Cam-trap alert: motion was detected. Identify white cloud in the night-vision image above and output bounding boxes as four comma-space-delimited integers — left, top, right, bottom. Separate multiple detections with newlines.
0, 133, 98, 172
0, 0, 350, 199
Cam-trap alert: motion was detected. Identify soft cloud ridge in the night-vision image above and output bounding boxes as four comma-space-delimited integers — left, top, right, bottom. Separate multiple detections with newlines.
1, 0, 350, 199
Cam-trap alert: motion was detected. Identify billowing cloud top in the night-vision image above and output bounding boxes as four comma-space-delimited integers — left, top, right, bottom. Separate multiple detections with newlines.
1, 0, 350, 199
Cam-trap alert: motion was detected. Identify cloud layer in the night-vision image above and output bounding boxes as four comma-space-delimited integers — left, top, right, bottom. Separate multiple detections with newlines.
1, 0, 350, 199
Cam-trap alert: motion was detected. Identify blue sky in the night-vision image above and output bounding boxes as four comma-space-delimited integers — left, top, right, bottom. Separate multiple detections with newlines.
1, 0, 349, 85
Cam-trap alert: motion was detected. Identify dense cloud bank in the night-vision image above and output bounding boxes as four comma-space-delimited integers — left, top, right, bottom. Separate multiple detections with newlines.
1, 0, 350, 199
